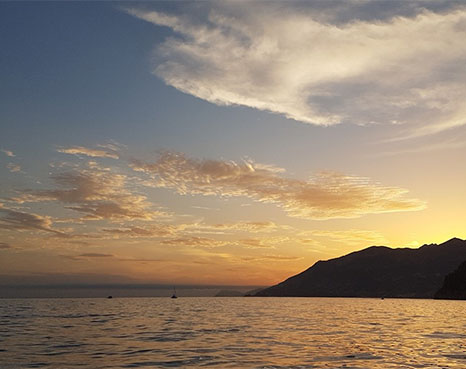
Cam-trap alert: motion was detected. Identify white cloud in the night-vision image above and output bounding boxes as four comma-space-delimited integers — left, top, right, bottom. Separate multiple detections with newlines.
1, 149, 15, 157
58, 146, 119, 159
127, 3, 466, 135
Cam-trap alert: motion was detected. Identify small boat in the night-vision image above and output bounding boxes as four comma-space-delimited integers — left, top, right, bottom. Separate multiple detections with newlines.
171, 287, 177, 299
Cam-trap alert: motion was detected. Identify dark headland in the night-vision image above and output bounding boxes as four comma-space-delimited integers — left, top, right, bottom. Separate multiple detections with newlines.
254, 237, 466, 299
434, 258, 466, 300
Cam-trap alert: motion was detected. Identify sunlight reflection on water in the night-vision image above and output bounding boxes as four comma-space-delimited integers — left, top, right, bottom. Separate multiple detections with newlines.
0, 297, 465, 368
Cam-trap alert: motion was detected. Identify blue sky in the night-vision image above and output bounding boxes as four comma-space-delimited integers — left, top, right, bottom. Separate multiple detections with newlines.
1, 1, 465, 286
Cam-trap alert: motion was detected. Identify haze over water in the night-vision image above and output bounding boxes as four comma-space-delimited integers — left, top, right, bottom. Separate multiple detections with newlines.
1, 297, 465, 368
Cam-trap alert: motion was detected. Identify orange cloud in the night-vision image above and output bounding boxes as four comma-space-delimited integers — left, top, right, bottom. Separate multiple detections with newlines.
160, 236, 230, 248
241, 254, 303, 262
209, 221, 279, 233
0, 209, 63, 236
176, 221, 281, 235
307, 229, 389, 246
12, 167, 163, 222
131, 151, 425, 219
103, 225, 177, 238
239, 238, 274, 249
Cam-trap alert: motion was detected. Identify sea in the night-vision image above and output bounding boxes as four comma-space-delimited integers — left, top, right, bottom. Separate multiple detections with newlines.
1, 297, 465, 368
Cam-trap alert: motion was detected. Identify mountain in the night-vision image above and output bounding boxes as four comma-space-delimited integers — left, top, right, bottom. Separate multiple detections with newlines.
244, 287, 265, 296
255, 238, 466, 298
434, 259, 466, 300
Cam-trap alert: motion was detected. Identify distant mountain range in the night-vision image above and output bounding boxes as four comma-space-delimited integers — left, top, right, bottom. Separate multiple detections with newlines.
215, 289, 246, 297
255, 238, 466, 299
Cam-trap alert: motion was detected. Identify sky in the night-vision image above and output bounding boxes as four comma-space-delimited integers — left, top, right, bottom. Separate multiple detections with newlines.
1, 1, 465, 288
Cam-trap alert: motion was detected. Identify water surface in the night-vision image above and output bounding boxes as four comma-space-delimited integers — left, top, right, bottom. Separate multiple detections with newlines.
1, 297, 465, 368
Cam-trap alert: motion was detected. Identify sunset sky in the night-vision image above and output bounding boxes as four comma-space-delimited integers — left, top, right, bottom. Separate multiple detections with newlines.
1, 1, 465, 287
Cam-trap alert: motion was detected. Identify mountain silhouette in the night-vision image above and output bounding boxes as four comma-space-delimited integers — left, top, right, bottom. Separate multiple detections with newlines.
435, 259, 466, 300
255, 238, 466, 298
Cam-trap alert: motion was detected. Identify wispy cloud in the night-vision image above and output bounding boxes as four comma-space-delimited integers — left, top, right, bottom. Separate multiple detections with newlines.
239, 238, 270, 249
103, 224, 177, 238
238, 237, 283, 249
61, 253, 166, 263
0, 242, 11, 249
177, 221, 282, 235
378, 136, 466, 156
241, 254, 303, 262
1, 149, 15, 157
127, 3, 466, 135
0, 209, 63, 235
306, 229, 389, 246
6, 163, 21, 173
11, 165, 163, 222
58, 145, 119, 159
161, 236, 229, 248
131, 151, 425, 219
100, 221, 281, 241
79, 253, 113, 258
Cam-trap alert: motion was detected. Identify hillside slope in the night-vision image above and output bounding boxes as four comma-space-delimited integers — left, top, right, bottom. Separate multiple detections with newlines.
435, 259, 466, 300
256, 238, 466, 298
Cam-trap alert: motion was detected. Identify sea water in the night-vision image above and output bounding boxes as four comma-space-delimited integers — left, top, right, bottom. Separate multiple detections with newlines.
0, 297, 465, 368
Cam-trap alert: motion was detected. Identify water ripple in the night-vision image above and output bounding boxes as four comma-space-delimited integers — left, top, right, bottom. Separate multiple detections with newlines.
0, 298, 465, 368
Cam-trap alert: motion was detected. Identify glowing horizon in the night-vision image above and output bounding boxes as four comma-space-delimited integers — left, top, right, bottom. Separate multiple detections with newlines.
1, 1, 465, 287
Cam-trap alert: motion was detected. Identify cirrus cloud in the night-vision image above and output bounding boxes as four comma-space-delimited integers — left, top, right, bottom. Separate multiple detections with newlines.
103, 225, 177, 238
130, 151, 425, 220
57, 145, 119, 159
0, 208, 64, 236
160, 236, 230, 249
11, 166, 163, 222
6, 163, 21, 173
1, 149, 15, 157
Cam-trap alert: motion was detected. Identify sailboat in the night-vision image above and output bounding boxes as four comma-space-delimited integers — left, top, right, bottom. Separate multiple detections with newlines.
171, 287, 178, 299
